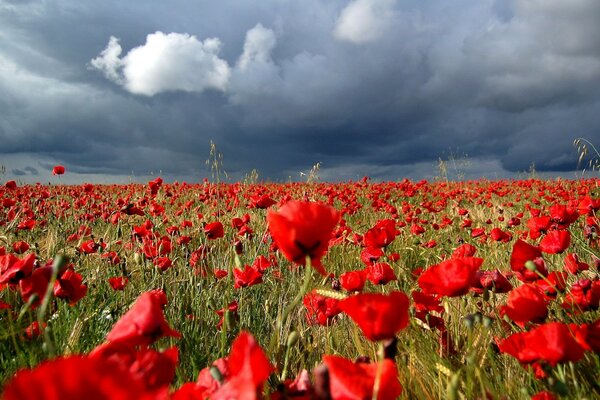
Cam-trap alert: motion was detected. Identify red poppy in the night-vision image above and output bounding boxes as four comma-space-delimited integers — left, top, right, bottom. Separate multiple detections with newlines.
249, 194, 277, 209
106, 291, 180, 347
12, 241, 30, 254
211, 331, 274, 399
418, 257, 483, 297
535, 271, 568, 297
562, 279, 600, 312
339, 269, 366, 292
204, 221, 225, 240
19, 265, 53, 307
471, 269, 513, 294
339, 291, 409, 341
233, 264, 263, 289
0, 253, 36, 285
363, 219, 397, 249
539, 230, 571, 254
108, 276, 129, 291
499, 284, 549, 327
526, 216, 552, 240
216, 301, 239, 330
497, 322, 586, 367
360, 246, 384, 266
563, 253, 589, 275
322, 355, 402, 400
365, 262, 397, 285
303, 290, 341, 326
2, 356, 163, 400
452, 243, 477, 258
90, 344, 179, 392
267, 200, 339, 275
531, 391, 558, 400
52, 165, 65, 175
510, 239, 547, 282
53, 267, 88, 305
173, 358, 230, 399
80, 239, 99, 254
5, 180, 17, 189
153, 257, 173, 271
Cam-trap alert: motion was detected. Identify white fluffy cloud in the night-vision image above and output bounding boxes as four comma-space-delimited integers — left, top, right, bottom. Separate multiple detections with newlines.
91, 32, 230, 96
237, 23, 277, 70
333, 0, 396, 44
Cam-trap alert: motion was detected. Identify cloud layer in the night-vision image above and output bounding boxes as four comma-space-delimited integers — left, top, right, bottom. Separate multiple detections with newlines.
91, 32, 230, 95
1, 0, 599, 182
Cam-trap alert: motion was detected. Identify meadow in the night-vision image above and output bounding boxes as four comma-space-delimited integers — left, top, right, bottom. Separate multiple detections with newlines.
0, 175, 599, 399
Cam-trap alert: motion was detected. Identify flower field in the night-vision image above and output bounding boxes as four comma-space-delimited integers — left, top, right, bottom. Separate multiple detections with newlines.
1, 177, 599, 399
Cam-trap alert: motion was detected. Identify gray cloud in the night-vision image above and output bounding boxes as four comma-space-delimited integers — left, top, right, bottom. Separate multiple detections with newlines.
0, 0, 599, 183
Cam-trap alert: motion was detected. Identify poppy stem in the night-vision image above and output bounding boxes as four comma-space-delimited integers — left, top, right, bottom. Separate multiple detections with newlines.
372, 341, 385, 400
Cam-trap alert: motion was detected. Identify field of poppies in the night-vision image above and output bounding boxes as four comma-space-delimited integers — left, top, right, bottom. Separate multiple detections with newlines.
1, 175, 599, 399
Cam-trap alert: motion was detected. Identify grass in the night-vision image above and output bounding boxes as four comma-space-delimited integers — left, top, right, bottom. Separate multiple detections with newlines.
1, 178, 599, 399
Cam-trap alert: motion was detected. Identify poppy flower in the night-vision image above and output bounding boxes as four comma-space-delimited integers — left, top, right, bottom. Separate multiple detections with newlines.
303, 290, 341, 326
563, 253, 589, 275
52, 165, 65, 175
5, 180, 17, 189
91, 344, 179, 392
539, 230, 571, 254
53, 267, 88, 305
510, 240, 547, 282
365, 262, 397, 285
412, 291, 444, 314
339, 291, 409, 341
339, 270, 366, 292
452, 243, 477, 258
153, 257, 173, 271
12, 241, 30, 254
322, 355, 402, 400
211, 331, 274, 400
490, 228, 512, 242
249, 194, 277, 209
535, 271, 568, 297
363, 219, 397, 249
2, 356, 163, 400
19, 265, 53, 307
418, 257, 483, 297
499, 284, 549, 327
267, 200, 339, 275
233, 264, 263, 289
106, 291, 180, 347
527, 216, 552, 240
108, 276, 129, 291
497, 322, 586, 367
204, 221, 225, 240
471, 269, 513, 294
0, 253, 36, 285
360, 246, 384, 266
173, 358, 230, 399
216, 301, 239, 330
562, 279, 600, 312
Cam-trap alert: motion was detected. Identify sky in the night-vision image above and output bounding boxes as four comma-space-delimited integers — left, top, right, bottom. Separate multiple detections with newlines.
1, 0, 599, 184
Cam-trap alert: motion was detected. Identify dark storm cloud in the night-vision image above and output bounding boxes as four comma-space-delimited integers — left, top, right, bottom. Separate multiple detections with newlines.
0, 0, 599, 183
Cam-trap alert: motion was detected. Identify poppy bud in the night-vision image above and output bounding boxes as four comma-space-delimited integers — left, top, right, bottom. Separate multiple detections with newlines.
287, 331, 300, 348
482, 316, 493, 328
525, 260, 537, 272
133, 252, 142, 265
463, 315, 474, 329
446, 372, 461, 400
210, 365, 224, 384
